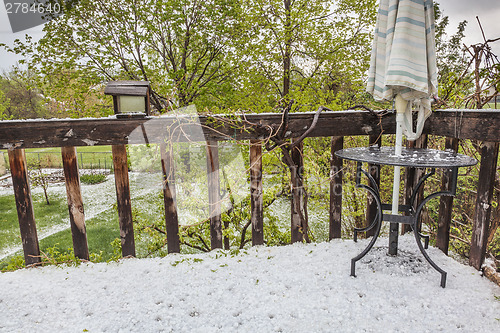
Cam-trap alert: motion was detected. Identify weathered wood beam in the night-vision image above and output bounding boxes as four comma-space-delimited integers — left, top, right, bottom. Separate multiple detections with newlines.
250, 140, 264, 246
366, 134, 381, 238
436, 138, 459, 254
111, 144, 136, 257
290, 139, 305, 243
160, 142, 180, 254
424, 110, 500, 142
61, 146, 89, 260
1, 110, 497, 149
8, 149, 41, 266
329, 136, 343, 240
0, 111, 385, 148
470, 141, 499, 270
206, 141, 223, 250
402, 135, 428, 235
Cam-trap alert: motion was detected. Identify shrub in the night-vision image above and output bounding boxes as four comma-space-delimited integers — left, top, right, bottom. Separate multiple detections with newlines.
80, 173, 107, 185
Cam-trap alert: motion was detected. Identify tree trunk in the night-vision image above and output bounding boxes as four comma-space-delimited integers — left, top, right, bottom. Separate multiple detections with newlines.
283, 0, 292, 97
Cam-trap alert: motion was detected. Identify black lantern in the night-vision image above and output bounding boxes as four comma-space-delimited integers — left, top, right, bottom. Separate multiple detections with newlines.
104, 81, 151, 118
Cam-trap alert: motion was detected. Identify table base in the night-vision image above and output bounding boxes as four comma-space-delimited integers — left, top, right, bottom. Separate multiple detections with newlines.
350, 162, 457, 288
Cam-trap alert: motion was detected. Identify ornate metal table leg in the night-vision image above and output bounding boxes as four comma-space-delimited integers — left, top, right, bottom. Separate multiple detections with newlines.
351, 163, 383, 277
419, 232, 430, 249
413, 190, 454, 288
410, 167, 457, 288
408, 168, 434, 249
353, 162, 381, 242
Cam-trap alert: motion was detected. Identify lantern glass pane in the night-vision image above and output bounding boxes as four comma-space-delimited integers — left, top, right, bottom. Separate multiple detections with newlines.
118, 96, 145, 113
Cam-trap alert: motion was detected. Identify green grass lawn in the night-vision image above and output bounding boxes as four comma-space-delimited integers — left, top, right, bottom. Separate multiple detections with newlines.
38, 207, 121, 261
1, 146, 113, 170
0, 172, 168, 270
0, 193, 69, 253
0, 192, 122, 270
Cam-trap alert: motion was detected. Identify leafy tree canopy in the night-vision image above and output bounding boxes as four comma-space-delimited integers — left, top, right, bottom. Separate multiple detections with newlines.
0, 68, 51, 119
2, 0, 377, 115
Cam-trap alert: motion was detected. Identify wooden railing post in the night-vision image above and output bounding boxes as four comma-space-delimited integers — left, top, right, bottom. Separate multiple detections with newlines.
329, 136, 343, 239
8, 149, 41, 266
160, 142, 180, 253
366, 134, 381, 238
111, 144, 136, 257
470, 141, 499, 269
291, 139, 304, 243
0, 151, 5, 175
436, 137, 459, 254
206, 141, 223, 250
403, 135, 428, 234
250, 140, 264, 246
61, 146, 89, 260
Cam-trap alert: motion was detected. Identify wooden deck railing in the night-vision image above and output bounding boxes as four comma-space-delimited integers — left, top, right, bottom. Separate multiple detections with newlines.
0, 110, 499, 270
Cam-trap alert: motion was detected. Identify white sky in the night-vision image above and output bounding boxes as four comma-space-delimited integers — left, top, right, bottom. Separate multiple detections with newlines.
0, 4, 44, 72
439, 0, 500, 55
0, 1, 499, 72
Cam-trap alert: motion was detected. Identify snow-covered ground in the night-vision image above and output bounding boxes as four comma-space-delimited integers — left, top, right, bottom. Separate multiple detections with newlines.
0, 235, 499, 332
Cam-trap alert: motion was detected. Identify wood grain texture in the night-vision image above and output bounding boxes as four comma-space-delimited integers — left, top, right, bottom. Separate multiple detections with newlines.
8, 149, 40, 266
250, 140, 264, 246
206, 141, 222, 250
402, 135, 428, 235
160, 142, 180, 254
329, 136, 343, 240
112, 144, 136, 257
1, 110, 497, 149
366, 134, 381, 238
470, 141, 499, 269
436, 138, 459, 254
290, 139, 304, 243
61, 146, 89, 260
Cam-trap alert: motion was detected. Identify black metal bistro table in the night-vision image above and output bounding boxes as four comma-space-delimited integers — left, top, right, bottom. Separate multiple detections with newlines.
335, 146, 477, 288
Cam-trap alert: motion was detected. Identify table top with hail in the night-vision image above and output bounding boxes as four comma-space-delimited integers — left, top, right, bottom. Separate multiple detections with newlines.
335, 146, 477, 168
